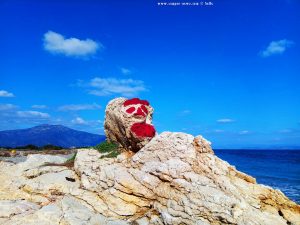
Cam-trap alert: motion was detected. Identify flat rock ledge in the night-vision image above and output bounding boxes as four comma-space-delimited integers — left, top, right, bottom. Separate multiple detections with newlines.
0, 132, 299, 225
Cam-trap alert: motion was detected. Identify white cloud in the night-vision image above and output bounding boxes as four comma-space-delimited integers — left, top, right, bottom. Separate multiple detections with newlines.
179, 110, 191, 116
17, 111, 50, 119
43, 31, 102, 57
0, 104, 17, 111
82, 77, 146, 97
32, 105, 47, 109
239, 130, 250, 135
182, 110, 191, 114
0, 90, 14, 97
120, 67, 132, 75
260, 39, 294, 57
71, 117, 88, 125
279, 129, 292, 133
58, 103, 101, 111
217, 118, 235, 123
214, 129, 224, 133
0, 107, 51, 129
71, 117, 102, 127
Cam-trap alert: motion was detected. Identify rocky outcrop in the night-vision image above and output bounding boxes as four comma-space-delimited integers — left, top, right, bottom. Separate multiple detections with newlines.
0, 154, 129, 225
74, 132, 300, 224
104, 97, 156, 152
0, 132, 299, 225
0, 98, 299, 224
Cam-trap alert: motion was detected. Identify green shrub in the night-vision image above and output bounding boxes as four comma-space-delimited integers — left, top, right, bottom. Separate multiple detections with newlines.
94, 141, 120, 159
16, 144, 39, 150
65, 152, 77, 163
42, 144, 63, 150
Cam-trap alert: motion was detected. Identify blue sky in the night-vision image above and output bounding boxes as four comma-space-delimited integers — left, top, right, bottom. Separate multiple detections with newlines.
0, 0, 299, 148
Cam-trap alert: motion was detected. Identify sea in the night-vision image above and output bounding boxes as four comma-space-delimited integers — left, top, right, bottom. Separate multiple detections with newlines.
215, 150, 300, 204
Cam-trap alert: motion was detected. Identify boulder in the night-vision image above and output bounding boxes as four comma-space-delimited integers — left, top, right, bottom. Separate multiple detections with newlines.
104, 97, 156, 152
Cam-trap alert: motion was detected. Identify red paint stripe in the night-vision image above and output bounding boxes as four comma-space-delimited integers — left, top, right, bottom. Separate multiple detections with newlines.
126, 107, 135, 114
134, 108, 145, 117
131, 123, 156, 138
141, 105, 148, 114
123, 98, 150, 106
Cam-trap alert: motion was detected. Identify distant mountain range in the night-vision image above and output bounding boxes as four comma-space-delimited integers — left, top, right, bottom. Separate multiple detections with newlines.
0, 124, 106, 148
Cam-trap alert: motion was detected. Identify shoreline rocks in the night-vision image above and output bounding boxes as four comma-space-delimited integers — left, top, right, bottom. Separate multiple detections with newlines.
0, 132, 299, 224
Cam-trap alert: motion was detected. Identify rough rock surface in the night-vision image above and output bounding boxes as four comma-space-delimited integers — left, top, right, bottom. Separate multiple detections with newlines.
104, 97, 156, 152
0, 154, 128, 225
0, 132, 299, 225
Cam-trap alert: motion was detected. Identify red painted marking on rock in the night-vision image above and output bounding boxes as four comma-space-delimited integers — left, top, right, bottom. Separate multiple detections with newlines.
126, 107, 135, 114
123, 98, 150, 107
141, 105, 148, 114
134, 107, 145, 117
131, 123, 156, 138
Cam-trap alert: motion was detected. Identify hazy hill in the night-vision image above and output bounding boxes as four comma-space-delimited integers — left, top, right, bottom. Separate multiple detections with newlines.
0, 124, 106, 148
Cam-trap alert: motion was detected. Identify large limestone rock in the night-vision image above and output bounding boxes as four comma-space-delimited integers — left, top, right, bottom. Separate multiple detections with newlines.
0, 154, 129, 225
104, 97, 156, 152
0, 134, 299, 224
74, 132, 300, 224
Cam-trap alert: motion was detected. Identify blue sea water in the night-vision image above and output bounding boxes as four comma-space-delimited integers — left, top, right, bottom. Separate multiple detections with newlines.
214, 150, 300, 204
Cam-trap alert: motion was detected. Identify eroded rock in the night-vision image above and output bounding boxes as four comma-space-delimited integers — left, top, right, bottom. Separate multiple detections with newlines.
104, 97, 156, 152
74, 132, 300, 225
0, 131, 299, 224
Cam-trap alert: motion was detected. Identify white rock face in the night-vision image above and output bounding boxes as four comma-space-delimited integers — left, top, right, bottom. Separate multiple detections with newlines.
0, 153, 129, 225
0, 132, 299, 225
74, 132, 300, 225
0, 200, 40, 218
